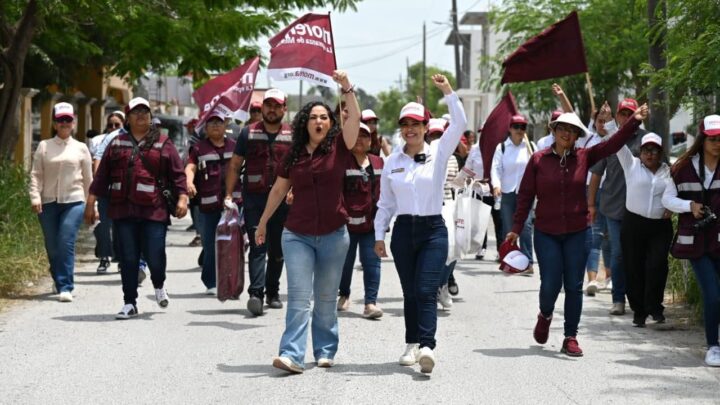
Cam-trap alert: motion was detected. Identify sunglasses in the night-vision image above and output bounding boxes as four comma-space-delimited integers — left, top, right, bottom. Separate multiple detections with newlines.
130, 107, 151, 115
108, 122, 122, 129
54, 116, 74, 123
707, 137, 720, 143
640, 147, 661, 155
511, 124, 527, 130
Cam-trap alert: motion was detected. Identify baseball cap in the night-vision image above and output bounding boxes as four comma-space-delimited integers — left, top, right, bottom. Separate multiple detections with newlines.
398, 102, 426, 124
110, 110, 126, 121
510, 115, 528, 126
361, 109, 378, 122
263, 88, 286, 105
701, 114, 720, 136
53, 102, 74, 120
359, 122, 371, 135
126, 97, 151, 114
641, 132, 663, 148
617, 98, 638, 114
550, 109, 563, 122
206, 109, 226, 122
500, 250, 530, 275
250, 101, 262, 110
498, 239, 519, 262
427, 118, 447, 135
441, 113, 451, 122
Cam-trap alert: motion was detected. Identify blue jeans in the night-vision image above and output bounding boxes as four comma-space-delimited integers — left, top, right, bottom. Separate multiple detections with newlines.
38, 201, 85, 293
606, 217, 626, 303
339, 231, 381, 304
114, 219, 168, 305
198, 210, 222, 289
244, 196, 288, 299
390, 215, 448, 349
586, 191, 611, 273
94, 197, 113, 259
688, 255, 720, 347
500, 192, 534, 263
534, 228, 590, 337
279, 226, 350, 368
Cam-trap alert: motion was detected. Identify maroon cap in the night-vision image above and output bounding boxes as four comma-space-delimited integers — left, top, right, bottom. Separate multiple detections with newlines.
510, 115, 528, 126
550, 109, 563, 121
617, 98, 638, 114
250, 101, 262, 110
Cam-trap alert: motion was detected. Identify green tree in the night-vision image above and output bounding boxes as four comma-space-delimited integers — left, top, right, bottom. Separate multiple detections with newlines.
0, 0, 360, 157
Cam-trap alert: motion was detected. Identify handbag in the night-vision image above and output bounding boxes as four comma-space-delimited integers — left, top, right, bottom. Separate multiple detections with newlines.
453, 188, 492, 257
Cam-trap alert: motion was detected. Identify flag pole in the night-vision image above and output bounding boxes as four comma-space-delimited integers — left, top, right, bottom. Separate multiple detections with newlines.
585, 72, 596, 116
327, 11, 343, 128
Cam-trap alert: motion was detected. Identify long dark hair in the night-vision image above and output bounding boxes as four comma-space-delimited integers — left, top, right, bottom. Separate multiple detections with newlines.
284, 101, 340, 169
672, 132, 705, 175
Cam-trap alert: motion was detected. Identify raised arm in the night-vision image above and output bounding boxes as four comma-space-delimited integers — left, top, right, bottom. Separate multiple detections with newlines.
552, 83, 573, 113
435, 74, 467, 162
587, 104, 648, 166
333, 70, 360, 150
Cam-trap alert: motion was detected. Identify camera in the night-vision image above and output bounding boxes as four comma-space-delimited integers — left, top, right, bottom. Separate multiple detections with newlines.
693, 206, 718, 232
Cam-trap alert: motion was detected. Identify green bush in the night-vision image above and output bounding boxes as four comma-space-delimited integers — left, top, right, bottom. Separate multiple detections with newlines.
0, 162, 48, 295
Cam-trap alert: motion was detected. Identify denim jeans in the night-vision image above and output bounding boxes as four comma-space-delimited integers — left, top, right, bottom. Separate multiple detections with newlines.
244, 199, 288, 299
198, 210, 222, 289
278, 226, 349, 368
339, 231, 381, 304
688, 255, 720, 347
38, 201, 85, 293
94, 197, 113, 259
500, 192, 534, 263
606, 217, 626, 303
114, 219, 168, 306
390, 215, 448, 350
586, 190, 611, 273
534, 228, 590, 337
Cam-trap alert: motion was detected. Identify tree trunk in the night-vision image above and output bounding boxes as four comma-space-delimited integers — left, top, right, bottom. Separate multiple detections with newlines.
647, 0, 669, 154
0, 0, 38, 159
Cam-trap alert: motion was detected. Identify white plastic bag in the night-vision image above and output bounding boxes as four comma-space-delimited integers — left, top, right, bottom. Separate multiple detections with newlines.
453, 188, 492, 257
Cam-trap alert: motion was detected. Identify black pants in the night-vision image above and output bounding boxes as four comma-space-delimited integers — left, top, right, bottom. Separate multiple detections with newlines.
475, 194, 503, 252
620, 210, 673, 317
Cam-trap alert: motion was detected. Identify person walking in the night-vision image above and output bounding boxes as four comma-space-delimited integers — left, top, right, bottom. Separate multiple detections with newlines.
254, 71, 360, 374
337, 123, 384, 319
225, 89, 292, 315
29, 102, 93, 302
85, 97, 188, 319
185, 111, 242, 295
374, 74, 467, 374
616, 133, 672, 327
662, 114, 720, 367
507, 105, 648, 357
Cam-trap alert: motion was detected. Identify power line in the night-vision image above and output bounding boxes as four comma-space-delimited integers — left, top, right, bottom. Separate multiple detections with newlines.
335, 26, 445, 50
342, 28, 446, 69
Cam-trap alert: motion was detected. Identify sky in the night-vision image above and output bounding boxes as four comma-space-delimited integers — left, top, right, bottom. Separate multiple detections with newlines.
254, 0, 498, 96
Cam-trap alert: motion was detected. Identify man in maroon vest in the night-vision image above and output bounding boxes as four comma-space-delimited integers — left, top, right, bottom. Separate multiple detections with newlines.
225, 89, 292, 316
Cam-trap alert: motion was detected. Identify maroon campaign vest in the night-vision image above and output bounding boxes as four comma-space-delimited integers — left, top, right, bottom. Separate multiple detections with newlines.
107, 133, 168, 208
670, 158, 720, 259
244, 121, 293, 194
193, 138, 241, 213
343, 154, 383, 234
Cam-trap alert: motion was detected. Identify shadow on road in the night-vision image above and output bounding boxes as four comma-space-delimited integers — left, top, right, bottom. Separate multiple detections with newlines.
52, 312, 162, 322
474, 346, 574, 361
186, 321, 262, 331
74, 278, 122, 286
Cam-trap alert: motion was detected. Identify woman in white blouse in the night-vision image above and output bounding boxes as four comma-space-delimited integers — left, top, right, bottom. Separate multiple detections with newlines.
374, 74, 466, 374
29, 102, 93, 302
617, 133, 672, 327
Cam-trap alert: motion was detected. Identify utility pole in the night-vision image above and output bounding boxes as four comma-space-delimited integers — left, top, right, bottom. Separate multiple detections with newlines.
648, 0, 669, 155
422, 22, 427, 104
451, 0, 462, 89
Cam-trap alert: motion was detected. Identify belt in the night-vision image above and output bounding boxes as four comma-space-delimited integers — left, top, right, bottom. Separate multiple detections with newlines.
395, 214, 443, 224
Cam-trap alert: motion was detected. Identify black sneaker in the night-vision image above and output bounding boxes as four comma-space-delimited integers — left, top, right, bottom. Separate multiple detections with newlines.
447, 279, 459, 296
651, 313, 666, 324
632, 313, 647, 327
96, 258, 110, 274
247, 294, 264, 316
266, 295, 283, 309
116, 303, 138, 320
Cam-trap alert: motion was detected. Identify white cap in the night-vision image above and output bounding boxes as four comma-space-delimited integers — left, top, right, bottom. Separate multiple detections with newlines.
53, 102, 74, 119
127, 97, 151, 112
428, 118, 447, 134
263, 88, 286, 104
398, 102, 425, 123
441, 113, 451, 122
359, 123, 371, 134
703, 115, 720, 136
500, 250, 530, 274
549, 112, 590, 137
110, 110, 126, 120
641, 132, 663, 148
361, 109, 378, 122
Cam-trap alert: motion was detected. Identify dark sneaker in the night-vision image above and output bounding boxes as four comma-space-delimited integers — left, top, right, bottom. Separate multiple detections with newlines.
633, 313, 647, 327
533, 313, 552, 344
188, 235, 202, 247
447, 278, 459, 296
266, 295, 283, 309
247, 294, 264, 316
561, 336, 584, 357
651, 312, 666, 324
96, 258, 110, 274
115, 304, 138, 320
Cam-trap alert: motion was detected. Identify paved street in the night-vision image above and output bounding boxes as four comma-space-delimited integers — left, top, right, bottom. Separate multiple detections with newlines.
1, 217, 718, 404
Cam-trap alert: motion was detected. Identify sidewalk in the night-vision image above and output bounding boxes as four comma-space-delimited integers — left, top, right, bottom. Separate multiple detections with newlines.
0, 217, 718, 404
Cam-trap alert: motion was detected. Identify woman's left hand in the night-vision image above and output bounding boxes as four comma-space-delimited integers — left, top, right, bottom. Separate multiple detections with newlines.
332, 70, 351, 91
175, 196, 188, 218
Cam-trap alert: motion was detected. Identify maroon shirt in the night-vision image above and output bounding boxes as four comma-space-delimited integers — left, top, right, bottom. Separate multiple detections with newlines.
90, 133, 187, 223
276, 134, 352, 235
512, 118, 642, 236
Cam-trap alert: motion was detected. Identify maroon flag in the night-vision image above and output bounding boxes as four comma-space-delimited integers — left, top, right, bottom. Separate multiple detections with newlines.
501, 11, 587, 84
480, 91, 519, 179
193, 56, 260, 129
267, 13, 337, 88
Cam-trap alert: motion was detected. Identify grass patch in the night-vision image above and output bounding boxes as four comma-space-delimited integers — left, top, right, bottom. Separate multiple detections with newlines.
0, 162, 48, 296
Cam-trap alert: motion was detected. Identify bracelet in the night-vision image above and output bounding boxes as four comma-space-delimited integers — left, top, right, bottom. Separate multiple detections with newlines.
341, 85, 355, 94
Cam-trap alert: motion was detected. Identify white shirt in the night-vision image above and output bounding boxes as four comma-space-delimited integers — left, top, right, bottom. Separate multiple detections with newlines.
662, 155, 714, 214
537, 134, 554, 150
374, 92, 467, 241
617, 145, 670, 219
490, 138, 537, 193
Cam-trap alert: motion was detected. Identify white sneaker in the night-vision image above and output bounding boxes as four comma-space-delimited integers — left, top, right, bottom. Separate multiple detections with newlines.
155, 288, 169, 308
705, 346, 720, 367
205, 287, 217, 296
418, 347, 436, 374
438, 284, 453, 311
272, 356, 303, 374
586, 280, 599, 296
604, 279, 613, 291
58, 291, 73, 302
115, 303, 138, 320
317, 358, 334, 368
399, 343, 420, 366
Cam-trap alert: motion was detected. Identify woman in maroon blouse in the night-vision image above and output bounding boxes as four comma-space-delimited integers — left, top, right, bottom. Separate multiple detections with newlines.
255, 71, 361, 374
507, 105, 648, 357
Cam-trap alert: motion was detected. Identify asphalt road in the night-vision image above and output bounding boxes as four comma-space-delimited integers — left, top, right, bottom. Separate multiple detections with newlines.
1, 217, 718, 404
